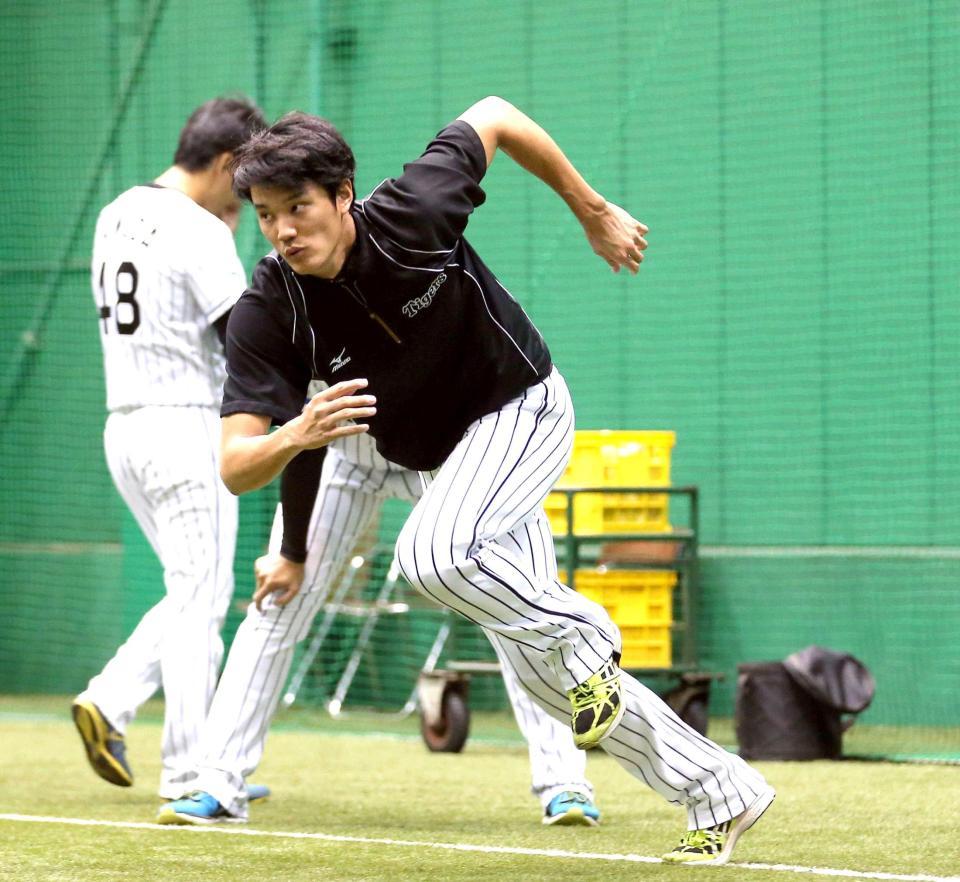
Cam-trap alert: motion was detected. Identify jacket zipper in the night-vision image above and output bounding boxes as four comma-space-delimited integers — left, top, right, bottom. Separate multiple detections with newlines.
341, 281, 402, 344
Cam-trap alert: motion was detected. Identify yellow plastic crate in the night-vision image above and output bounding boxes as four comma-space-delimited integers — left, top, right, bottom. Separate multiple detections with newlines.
561, 568, 675, 626
619, 624, 672, 668
561, 568, 675, 668
545, 430, 675, 535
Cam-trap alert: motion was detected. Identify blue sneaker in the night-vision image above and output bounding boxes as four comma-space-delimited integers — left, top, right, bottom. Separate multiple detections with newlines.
542, 791, 601, 827
71, 699, 133, 787
157, 791, 244, 826
247, 783, 271, 804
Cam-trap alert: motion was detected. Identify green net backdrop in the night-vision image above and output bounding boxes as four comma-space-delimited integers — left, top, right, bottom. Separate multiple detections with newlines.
1, 0, 957, 760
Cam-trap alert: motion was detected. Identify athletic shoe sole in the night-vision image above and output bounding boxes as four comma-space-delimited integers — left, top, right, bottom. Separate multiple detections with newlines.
696, 786, 776, 866
71, 700, 133, 787
156, 806, 247, 826
542, 806, 600, 827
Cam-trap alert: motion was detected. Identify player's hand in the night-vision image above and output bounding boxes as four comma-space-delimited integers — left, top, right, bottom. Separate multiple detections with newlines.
253, 553, 306, 611
289, 378, 377, 451
580, 201, 648, 274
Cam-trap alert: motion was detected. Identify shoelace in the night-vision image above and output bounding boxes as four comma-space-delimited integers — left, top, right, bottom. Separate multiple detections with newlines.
675, 824, 728, 853
570, 678, 617, 711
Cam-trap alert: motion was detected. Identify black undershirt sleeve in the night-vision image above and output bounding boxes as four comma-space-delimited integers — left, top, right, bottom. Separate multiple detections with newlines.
279, 447, 326, 563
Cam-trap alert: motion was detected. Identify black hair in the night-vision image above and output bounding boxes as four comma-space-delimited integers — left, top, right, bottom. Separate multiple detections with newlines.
173, 96, 267, 171
231, 112, 356, 204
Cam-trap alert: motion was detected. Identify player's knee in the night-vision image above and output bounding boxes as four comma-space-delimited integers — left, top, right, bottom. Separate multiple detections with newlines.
393, 525, 426, 591
394, 520, 469, 595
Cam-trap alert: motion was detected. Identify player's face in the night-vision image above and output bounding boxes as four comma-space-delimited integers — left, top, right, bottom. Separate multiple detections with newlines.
251, 181, 354, 279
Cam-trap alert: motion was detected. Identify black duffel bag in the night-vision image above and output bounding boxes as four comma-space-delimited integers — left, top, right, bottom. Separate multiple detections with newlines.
735, 646, 875, 760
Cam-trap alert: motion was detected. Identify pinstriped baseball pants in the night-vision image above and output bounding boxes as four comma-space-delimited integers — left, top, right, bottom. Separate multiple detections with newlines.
194, 431, 592, 818
395, 368, 618, 691
396, 369, 769, 829
80, 406, 237, 798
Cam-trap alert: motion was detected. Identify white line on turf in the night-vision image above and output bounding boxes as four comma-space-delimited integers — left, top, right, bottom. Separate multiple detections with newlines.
0, 814, 956, 882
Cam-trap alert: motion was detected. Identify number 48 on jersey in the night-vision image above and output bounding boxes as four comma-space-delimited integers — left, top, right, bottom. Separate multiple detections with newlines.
97, 260, 141, 335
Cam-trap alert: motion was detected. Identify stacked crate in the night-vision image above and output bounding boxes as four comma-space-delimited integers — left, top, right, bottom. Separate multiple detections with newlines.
559, 568, 677, 668
551, 431, 676, 669
544, 430, 675, 535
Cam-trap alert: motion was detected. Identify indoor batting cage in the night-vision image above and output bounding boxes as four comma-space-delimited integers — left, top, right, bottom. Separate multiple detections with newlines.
1, 0, 958, 774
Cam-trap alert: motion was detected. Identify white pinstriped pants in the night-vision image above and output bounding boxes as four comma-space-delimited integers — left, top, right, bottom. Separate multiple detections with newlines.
395, 369, 769, 829
81, 406, 237, 798
194, 430, 592, 818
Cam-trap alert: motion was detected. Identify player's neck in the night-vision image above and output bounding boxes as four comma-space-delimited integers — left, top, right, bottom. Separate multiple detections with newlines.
154, 165, 192, 196
327, 211, 357, 279
153, 165, 215, 213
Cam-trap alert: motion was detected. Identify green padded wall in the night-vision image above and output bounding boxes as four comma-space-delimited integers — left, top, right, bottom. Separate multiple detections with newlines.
1, 1, 957, 757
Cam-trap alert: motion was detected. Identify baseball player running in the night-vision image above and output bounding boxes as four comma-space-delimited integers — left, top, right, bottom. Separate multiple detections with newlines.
160, 431, 601, 827
72, 97, 268, 803
179, 96, 773, 864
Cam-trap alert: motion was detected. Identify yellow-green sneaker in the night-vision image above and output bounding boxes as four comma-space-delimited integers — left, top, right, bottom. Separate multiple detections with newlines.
567, 659, 625, 749
661, 786, 776, 865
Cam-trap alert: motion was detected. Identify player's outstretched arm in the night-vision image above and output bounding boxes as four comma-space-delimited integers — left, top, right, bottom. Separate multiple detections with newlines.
457, 96, 648, 274
220, 378, 376, 495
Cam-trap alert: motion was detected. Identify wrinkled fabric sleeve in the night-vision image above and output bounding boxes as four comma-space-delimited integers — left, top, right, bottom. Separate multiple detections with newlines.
359, 121, 488, 252
221, 264, 310, 426
183, 214, 248, 325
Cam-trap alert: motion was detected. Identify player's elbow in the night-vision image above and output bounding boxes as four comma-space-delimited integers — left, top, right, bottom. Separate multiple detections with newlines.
459, 97, 519, 166
462, 96, 516, 129
218, 439, 245, 495
219, 449, 257, 495
219, 412, 273, 495
219, 463, 245, 496
220, 453, 274, 496
477, 95, 514, 114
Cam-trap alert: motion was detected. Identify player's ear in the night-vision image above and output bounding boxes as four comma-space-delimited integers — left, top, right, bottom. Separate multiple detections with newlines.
213, 151, 234, 176
336, 179, 354, 214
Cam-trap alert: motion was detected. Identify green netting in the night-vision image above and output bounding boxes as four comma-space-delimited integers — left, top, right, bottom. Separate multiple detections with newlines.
283, 501, 510, 716
0, 0, 957, 762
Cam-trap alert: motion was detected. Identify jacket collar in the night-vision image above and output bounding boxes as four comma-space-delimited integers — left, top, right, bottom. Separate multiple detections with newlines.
331, 205, 369, 285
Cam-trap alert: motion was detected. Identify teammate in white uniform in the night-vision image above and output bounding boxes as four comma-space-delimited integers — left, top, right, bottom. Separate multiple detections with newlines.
160, 430, 600, 826
72, 97, 266, 801
175, 97, 774, 864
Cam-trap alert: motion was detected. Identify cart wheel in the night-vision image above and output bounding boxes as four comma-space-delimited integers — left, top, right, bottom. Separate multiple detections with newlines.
421, 688, 470, 753
664, 683, 710, 736
677, 692, 709, 736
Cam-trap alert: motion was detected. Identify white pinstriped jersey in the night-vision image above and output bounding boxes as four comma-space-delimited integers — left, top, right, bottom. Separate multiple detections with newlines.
91, 185, 247, 411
